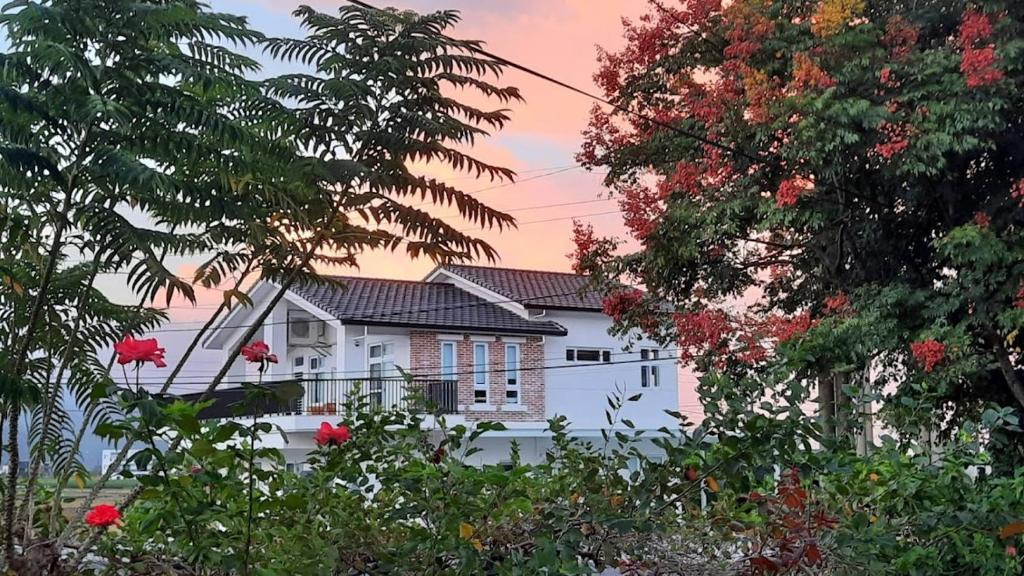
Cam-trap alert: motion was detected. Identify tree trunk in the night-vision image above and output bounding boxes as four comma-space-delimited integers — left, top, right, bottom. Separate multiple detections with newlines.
991, 336, 1024, 410
857, 367, 874, 456
3, 214, 68, 561
817, 371, 837, 439
17, 258, 102, 542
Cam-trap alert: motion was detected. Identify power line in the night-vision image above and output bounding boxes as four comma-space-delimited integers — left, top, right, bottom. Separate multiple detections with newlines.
143, 287, 589, 332
413, 165, 584, 210
64, 164, 595, 270
98, 347, 690, 382
342, 0, 762, 165
342, 0, 883, 215
102, 352, 693, 387
444, 163, 581, 181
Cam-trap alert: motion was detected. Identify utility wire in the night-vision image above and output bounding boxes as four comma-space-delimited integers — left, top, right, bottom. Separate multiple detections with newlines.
105, 352, 691, 387
95, 347, 687, 382
342, 0, 763, 165
143, 286, 594, 332
342, 0, 885, 214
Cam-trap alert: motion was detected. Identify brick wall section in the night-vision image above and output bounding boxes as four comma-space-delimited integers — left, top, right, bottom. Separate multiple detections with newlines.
409, 331, 544, 422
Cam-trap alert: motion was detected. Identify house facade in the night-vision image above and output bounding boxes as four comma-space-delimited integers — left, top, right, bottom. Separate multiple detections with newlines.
201, 265, 679, 468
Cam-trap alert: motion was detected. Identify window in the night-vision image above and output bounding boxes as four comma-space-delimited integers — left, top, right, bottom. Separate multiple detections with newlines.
505, 343, 520, 405
307, 356, 327, 402
368, 342, 394, 406
440, 341, 457, 381
566, 348, 611, 363
641, 348, 660, 388
473, 342, 488, 404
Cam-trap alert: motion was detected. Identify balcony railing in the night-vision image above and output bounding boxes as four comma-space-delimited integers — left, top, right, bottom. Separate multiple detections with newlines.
189, 378, 459, 420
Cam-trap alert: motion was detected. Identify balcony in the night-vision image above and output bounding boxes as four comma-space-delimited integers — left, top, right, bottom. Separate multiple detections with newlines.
189, 378, 459, 420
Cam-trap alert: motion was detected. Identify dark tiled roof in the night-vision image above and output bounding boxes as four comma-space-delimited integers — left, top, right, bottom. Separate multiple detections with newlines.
290, 276, 568, 336
441, 265, 603, 311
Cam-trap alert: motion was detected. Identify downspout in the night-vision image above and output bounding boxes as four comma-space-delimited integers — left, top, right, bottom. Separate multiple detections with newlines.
530, 310, 547, 344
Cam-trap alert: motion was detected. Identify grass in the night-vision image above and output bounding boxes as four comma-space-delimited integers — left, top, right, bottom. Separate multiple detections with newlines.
36, 477, 138, 515
37, 476, 139, 490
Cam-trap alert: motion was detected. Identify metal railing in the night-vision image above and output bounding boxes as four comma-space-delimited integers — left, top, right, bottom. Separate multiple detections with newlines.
190, 378, 459, 420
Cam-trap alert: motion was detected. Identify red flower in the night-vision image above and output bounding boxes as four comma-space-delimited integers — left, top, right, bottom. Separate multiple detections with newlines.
776, 178, 812, 208
602, 289, 645, 324
241, 341, 278, 365
314, 422, 351, 447
961, 47, 1003, 88
658, 161, 703, 199
957, 11, 1003, 89
790, 52, 835, 93
910, 339, 946, 373
1013, 178, 1024, 207
113, 336, 166, 368
674, 309, 735, 360
958, 9, 993, 48
568, 220, 598, 274
1014, 284, 1024, 309
619, 185, 663, 242
767, 312, 816, 343
883, 16, 918, 60
874, 121, 911, 160
973, 212, 991, 228
84, 504, 121, 528
824, 292, 851, 314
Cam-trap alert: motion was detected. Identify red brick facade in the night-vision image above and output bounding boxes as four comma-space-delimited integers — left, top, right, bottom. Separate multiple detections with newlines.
410, 331, 544, 422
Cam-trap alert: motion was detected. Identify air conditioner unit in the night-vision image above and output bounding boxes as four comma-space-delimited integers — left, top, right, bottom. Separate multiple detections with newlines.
288, 318, 325, 346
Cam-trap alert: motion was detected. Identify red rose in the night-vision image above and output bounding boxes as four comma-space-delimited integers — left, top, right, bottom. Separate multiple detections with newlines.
113, 336, 166, 368
314, 422, 351, 447
240, 341, 278, 365
84, 504, 122, 528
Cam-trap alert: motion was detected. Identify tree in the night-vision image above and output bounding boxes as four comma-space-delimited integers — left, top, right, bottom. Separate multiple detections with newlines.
0, 0, 519, 567
575, 0, 1024, 463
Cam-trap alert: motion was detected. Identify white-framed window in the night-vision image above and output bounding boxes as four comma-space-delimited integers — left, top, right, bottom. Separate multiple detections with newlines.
368, 342, 394, 406
294, 355, 328, 403
640, 348, 660, 388
309, 356, 329, 402
505, 343, 520, 405
473, 342, 488, 404
440, 341, 457, 382
565, 348, 611, 363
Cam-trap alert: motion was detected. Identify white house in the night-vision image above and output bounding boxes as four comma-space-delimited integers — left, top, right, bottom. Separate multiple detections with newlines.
199, 265, 679, 468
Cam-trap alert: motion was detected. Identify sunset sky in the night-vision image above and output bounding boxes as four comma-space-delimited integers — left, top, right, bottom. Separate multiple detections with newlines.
100, 0, 700, 414
112, 0, 654, 316
214, 0, 648, 280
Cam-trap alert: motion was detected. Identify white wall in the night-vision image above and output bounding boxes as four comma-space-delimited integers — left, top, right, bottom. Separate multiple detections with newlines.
264, 426, 669, 469
339, 325, 412, 378
542, 310, 679, 430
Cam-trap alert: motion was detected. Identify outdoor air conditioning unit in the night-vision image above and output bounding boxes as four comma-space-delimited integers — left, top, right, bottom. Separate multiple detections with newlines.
288, 318, 326, 346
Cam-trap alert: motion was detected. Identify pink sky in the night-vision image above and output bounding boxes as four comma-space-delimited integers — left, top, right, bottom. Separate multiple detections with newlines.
153, 1, 703, 417
214, 0, 650, 279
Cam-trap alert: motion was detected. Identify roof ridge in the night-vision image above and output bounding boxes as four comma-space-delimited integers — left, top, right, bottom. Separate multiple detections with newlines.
444, 264, 586, 277
320, 275, 438, 286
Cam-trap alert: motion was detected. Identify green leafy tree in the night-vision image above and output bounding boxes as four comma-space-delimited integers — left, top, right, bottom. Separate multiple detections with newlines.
575, 0, 1024, 463
0, 0, 519, 567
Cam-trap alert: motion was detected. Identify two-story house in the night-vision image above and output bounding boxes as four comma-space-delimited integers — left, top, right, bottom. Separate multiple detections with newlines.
200, 265, 678, 468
